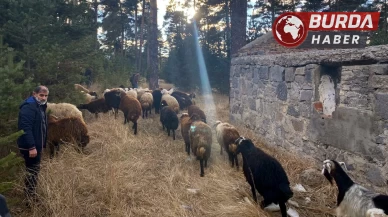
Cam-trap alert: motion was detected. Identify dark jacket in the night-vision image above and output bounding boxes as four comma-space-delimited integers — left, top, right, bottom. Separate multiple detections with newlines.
17, 96, 48, 153
0, 194, 11, 217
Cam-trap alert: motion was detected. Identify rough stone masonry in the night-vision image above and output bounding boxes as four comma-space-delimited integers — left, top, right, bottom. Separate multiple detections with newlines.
230, 42, 388, 189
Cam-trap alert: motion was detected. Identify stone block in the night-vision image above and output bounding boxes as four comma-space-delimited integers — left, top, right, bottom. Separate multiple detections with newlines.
299, 90, 313, 101
295, 67, 305, 75
249, 99, 256, 111
270, 65, 284, 81
366, 165, 386, 187
285, 67, 295, 82
291, 119, 304, 132
375, 92, 388, 120
276, 82, 288, 101
369, 64, 388, 75
369, 75, 388, 89
305, 70, 313, 83
258, 66, 269, 80
287, 105, 300, 118
232, 79, 239, 88
295, 75, 305, 84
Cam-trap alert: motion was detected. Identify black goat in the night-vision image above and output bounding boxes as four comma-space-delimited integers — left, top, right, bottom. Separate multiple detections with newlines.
171, 91, 193, 110
103, 90, 121, 119
235, 137, 293, 217
322, 159, 388, 217
152, 89, 162, 114
160, 100, 179, 140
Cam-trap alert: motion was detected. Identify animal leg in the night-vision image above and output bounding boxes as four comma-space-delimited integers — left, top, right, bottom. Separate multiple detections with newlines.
142, 109, 145, 119
220, 145, 223, 155
234, 155, 239, 170
133, 122, 138, 135
205, 159, 208, 168
173, 130, 175, 140
114, 108, 118, 119
200, 159, 204, 177
123, 112, 128, 124
167, 128, 170, 136
228, 152, 234, 167
186, 142, 190, 155
279, 202, 287, 217
250, 184, 258, 203
49, 143, 55, 159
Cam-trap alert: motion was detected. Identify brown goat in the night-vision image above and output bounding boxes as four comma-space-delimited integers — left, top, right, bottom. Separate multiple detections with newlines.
119, 92, 141, 135
47, 115, 90, 159
189, 116, 212, 177
214, 121, 240, 169
188, 105, 206, 123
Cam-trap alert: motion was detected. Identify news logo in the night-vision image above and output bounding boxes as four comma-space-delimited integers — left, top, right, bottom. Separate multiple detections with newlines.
272, 12, 380, 48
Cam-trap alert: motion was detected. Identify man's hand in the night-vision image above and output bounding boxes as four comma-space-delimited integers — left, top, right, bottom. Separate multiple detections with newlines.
29, 148, 37, 158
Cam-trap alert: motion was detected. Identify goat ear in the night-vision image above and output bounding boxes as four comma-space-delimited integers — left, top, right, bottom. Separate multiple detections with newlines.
338, 162, 348, 172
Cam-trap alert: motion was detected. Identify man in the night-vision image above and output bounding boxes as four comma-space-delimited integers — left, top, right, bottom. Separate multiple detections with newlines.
17, 86, 49, 203
0, 194, 12, 217
130, 73, 140, 88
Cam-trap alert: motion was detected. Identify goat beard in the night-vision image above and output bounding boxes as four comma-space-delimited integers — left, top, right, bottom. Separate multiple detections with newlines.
323, 169, 334, 185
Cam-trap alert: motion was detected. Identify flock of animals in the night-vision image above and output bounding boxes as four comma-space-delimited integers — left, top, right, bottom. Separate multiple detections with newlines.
44, 84, 387, 217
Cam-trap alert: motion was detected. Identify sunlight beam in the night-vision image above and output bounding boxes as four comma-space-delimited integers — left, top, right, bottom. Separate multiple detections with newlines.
192, 20, 217, 124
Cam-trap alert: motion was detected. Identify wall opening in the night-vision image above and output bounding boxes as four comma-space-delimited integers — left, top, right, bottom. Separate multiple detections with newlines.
314, 65, 341, 118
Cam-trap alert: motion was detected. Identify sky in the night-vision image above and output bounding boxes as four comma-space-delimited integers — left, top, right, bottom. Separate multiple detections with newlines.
157, 0, 168, 29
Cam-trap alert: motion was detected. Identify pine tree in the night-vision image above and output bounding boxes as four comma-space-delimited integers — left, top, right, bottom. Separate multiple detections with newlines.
0, 130, 24, 194
0, 35, 35, 133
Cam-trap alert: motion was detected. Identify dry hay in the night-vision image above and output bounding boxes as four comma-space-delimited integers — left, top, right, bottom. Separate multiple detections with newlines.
11, 92, 338, 217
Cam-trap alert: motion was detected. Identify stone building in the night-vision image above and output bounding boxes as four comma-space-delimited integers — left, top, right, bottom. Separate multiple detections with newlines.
229, 32, 388, 188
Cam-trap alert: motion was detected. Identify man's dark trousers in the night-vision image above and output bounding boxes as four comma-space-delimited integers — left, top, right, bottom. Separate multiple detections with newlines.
20, 150, 42, 198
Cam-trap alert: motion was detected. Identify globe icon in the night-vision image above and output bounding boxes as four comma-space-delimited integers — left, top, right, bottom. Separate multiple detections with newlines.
275, 15, 305, 46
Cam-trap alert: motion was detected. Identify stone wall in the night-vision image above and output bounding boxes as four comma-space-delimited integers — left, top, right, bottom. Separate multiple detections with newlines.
230, 44, 388, 188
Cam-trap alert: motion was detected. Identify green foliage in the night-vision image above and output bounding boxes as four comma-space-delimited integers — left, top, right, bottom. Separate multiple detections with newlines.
0, 130, 24, 194
0, 38, 35, 133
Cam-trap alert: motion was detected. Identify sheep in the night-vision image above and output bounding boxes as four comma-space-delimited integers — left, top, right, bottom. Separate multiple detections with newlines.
152, 89, 162, 114
161, 94, 180, 114
140, 92, 153, 118
322, 159, 388, 217
160, 100, 179, 140
235, 137, 293, 217
119, 91, 141, 135
103, 89, 122, 119
189, 115, 212, 177
126, 89, 137, 99
75, 84, 98, 98
47, 115, 90, 159
77, 98, 111, 118
188, 105, 206, 123
81, 91, 97, 103
180, 113, 191, 155
47, 103, 85, 123
214, 121, 240, 169
171, 91, 193, 110
74, 84, 90, 93
136, 87, 149, 101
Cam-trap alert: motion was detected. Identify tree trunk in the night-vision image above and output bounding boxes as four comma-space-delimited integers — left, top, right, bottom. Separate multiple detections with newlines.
94, 0, 99, 50
120, 2, 125, 58
225, 0, 231, 59
134, 2, 138, 71
148, 0, 158, 90
230, 0, 247, 56
138, 0, 146, 73
146, 5, 151, 74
